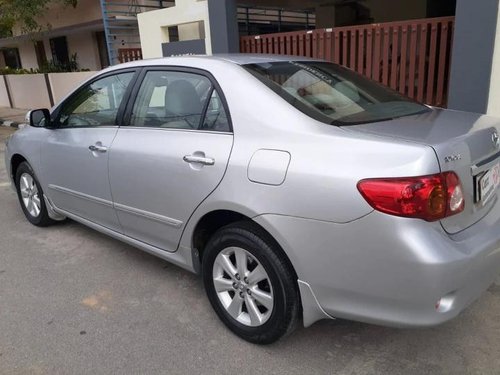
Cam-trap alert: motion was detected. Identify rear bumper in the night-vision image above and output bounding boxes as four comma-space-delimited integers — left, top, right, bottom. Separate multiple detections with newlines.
254, 199, 500, 327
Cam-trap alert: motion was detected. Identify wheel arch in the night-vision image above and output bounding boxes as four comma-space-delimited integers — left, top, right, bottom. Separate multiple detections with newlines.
190, 209, 299, 284
10, 153, 28, 182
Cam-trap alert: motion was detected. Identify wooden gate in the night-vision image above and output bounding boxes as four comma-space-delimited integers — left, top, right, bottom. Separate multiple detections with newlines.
118, 48, 143, 63
240, 16, 455, 107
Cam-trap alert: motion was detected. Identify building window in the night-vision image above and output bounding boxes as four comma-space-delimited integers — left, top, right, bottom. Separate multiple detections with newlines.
49, 36, 70, 66
168, 26, 179, 42
2, 48, 22, 69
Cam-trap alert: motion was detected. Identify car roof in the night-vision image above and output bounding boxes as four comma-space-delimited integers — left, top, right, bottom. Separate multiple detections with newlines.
102, 54, 320, 74
209, 54, 319, 65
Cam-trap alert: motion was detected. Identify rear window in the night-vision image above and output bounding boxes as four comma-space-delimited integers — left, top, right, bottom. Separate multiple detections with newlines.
244, 61, 429, 125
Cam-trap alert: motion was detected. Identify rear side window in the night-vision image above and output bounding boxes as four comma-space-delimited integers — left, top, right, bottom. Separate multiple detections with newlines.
202, 89, 230, 131
130, 70, 230, 132
56, 72, 134, 128
244, 61, 429, 125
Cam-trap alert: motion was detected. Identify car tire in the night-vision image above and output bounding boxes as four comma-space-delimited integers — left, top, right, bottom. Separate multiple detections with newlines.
15, 162, 55, 227
202, 221, 300, 344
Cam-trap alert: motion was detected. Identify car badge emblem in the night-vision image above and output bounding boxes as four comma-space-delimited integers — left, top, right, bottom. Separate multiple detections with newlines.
444, 154, 461, 163
493, 131, 500, 148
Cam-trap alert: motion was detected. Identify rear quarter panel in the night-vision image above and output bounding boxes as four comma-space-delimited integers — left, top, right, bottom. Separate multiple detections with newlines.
179, 62, 441, 249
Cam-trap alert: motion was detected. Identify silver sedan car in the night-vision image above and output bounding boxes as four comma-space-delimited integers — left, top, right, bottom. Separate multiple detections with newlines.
4, 55, 500, 344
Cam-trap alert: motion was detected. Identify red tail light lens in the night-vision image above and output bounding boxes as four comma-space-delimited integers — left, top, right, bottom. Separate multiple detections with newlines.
357, 172, 464, 221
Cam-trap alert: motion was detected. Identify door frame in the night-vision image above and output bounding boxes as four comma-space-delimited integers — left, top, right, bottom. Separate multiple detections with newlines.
49, 67, 142, 128
121, 65, 234, 133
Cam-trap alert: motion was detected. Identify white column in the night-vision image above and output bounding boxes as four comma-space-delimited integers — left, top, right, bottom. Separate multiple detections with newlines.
137, 0, 212, 59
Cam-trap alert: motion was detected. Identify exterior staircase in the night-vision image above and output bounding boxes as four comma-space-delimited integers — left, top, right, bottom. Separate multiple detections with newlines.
99, 0, 174, 64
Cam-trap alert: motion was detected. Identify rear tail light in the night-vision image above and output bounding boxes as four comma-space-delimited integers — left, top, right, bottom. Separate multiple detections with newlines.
357, 172, 464, 221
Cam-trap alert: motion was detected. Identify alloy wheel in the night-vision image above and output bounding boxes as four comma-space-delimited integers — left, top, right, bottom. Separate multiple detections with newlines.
212, 247, 274, 327
19, 173, 41, 218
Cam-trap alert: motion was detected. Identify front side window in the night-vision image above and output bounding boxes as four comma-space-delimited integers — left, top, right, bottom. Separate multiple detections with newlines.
56, 72, 134, 128
130, 70, 230, 131
244, 61, 429, 125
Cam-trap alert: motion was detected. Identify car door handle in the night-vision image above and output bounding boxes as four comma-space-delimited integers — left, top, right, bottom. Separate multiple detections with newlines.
89, 144, 108, 153
183, 155, 215, 166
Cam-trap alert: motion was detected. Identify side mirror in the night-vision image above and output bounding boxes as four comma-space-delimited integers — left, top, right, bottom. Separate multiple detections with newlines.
28, 108, 51, 128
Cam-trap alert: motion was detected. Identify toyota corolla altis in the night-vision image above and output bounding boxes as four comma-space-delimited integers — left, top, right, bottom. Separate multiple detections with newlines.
4, 55, 500, 344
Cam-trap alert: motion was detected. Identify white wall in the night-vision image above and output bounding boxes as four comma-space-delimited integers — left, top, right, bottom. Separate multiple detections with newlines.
487, 7, 500, 116
138, 0, 212, 58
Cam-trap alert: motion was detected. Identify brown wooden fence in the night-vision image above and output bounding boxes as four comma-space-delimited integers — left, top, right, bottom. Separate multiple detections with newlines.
240, 16, 455, 107
118, 48, 143, 64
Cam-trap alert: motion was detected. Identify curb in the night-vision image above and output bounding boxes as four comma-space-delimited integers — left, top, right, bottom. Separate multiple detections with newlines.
0, 119, 21, 128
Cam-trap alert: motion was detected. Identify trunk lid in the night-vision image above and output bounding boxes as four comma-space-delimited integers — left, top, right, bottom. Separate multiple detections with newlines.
345, 108, 500, 234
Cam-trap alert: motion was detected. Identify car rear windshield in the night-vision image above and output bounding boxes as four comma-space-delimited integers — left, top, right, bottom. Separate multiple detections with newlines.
244, 61, 430, 125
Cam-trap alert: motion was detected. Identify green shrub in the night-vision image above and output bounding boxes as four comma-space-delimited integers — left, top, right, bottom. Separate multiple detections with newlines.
0, 53, 90, 75
0, 67, 31, 75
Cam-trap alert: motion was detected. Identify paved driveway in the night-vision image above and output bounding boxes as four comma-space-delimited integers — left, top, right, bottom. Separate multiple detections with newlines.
0, 126, 499, 375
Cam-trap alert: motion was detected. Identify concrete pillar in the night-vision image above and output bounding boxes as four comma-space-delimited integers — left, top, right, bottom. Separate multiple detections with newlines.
207, 0, 239, 54
448, 0, 499, 114
487, 7, 500, 116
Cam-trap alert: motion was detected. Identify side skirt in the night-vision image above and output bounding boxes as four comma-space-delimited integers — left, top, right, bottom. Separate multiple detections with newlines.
49, 199, 196, 273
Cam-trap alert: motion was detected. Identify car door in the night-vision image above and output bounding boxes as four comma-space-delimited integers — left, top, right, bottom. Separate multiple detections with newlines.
41, 70, 137, 231
108, 68, 234, 251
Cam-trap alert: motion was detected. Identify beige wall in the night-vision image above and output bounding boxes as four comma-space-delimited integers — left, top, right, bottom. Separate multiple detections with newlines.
18, 41, 39, 70
138, 0, 212, 58
8, 31, 102, 71
11, 0, 102, 37
7, 0, 103, 71
1, 0, 103, 71
178, 22, 206, 42
1, 71, 98, 109
7, 75, 51, 109
113, 29, 143, 50
0, 77, 10, 107
49, 71, 96, 103
67, 32, 101, 70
